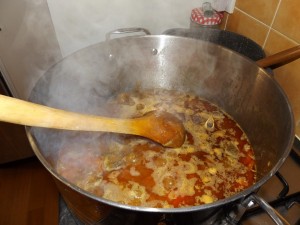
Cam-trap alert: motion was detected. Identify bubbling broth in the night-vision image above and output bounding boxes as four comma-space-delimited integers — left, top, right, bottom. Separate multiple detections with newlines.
56, 89, 256, 208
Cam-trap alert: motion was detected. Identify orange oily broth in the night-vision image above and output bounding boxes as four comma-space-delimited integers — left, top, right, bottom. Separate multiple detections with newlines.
56, 89, 256, 208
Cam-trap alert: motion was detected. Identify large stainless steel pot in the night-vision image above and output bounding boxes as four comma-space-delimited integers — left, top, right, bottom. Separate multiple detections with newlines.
26, 28, 295, 224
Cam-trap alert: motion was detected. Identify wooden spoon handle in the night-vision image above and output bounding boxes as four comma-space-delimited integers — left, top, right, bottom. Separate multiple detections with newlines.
256, 45, 300, 68
0, 94, 186, 147
0, 94, 138, 134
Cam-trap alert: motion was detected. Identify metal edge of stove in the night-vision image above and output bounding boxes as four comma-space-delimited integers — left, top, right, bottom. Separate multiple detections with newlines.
292, 137, 300, 162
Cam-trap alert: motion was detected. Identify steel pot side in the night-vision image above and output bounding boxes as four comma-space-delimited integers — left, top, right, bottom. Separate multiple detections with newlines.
26, 36, 295, 215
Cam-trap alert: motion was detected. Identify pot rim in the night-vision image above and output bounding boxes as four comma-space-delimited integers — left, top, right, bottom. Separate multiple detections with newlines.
25, 35, 295, 213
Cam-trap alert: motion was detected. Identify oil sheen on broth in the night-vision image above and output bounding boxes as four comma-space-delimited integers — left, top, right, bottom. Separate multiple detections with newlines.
56, 89, 256, 208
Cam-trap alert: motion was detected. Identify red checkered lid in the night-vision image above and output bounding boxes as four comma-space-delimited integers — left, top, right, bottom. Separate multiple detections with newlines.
191, 7, 224, 26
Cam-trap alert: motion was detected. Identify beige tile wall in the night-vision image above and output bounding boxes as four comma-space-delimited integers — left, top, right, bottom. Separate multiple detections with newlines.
222, 0, 300, 137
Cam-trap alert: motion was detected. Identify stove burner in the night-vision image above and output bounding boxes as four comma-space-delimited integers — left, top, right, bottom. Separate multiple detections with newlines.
241, 192, 300, 220
237, 172, 296, 221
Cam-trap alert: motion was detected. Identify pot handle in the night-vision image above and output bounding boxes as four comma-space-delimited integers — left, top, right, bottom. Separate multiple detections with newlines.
241, 193, 290, 225
105, 27, 151, 41
256, 45, 300, 68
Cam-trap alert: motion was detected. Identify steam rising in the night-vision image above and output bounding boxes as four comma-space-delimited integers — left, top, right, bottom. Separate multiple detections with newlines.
46, 0, 202, 56
30, 36, 221, 163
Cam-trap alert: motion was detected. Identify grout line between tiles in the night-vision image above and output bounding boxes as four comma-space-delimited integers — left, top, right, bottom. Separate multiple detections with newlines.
223, 11, 230, 30
234, 1, 299, 47
263, 0, 282, 48
234, 7, 269, 28
269, 0, 282, 31
270, 28, 299, 45
233, 7, 269, 47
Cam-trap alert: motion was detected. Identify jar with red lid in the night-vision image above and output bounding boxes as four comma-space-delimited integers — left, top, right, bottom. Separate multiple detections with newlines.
190, 2, 224, 28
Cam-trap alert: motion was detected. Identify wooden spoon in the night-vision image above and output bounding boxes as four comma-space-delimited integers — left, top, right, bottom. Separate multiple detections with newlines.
0, 94, 186, 148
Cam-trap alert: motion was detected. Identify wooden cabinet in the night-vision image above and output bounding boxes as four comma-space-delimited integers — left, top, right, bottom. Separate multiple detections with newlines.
0, 73, 34, 164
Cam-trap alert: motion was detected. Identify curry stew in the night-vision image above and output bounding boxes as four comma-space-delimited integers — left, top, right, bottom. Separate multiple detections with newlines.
56, 89, 256, 208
